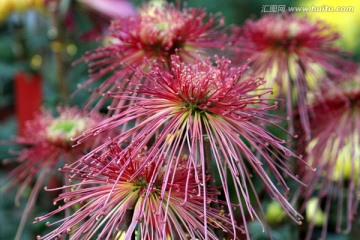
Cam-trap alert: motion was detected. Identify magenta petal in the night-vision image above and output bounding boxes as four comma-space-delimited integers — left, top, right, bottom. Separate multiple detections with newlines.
79, 0, 136, 18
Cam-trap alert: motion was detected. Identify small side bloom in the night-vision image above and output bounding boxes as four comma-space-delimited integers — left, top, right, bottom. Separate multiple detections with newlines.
233, 14, 354, 139
35, 144, 235, 240
1, 106, 103, 198
0, 106, 105, 240
299, 72, 360, 239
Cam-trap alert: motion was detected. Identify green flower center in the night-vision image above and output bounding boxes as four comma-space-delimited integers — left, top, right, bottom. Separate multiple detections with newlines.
155, 22, 168, 31
52, 121, 77, 133
46, 119, 86, 144
134, 177, 149, 188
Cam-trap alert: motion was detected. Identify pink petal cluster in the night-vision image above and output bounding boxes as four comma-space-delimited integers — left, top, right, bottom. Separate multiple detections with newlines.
36, 144, 235, 240
68, 56, 304, 238
2, 106, 104, 194
1, 106, 106, 240
78, 0, 136, 19
299, 71, 360, 239
78, 1, 228, 110
233, 14, 354, 138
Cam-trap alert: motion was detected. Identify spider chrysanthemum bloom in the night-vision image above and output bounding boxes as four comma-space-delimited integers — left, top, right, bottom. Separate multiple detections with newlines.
0, 106, 105, 240
79, 0, 227, 110
233, 14, 354, 139
299, 73, 360, 239
36, 144, 234, 240
72, 56, 304, 238
2, 107, 103, 190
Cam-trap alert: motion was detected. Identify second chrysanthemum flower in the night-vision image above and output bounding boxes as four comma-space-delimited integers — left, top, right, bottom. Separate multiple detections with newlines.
36, 144, 234, 240
233, 14, 354, 139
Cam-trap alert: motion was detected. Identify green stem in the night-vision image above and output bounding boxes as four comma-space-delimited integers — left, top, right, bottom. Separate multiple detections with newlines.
48, 1, 69, 103
15, 169, 48, 240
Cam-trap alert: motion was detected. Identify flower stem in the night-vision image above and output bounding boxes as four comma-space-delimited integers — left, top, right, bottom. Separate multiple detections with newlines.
15, 169, 48, 240
286, 78, 294, 147
48, 1, 69, 103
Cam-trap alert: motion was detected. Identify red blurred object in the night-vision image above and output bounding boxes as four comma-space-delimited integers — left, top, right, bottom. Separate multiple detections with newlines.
14, 72, 42, 136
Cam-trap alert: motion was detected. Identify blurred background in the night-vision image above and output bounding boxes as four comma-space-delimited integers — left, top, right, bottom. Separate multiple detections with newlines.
0, 0, 359, 239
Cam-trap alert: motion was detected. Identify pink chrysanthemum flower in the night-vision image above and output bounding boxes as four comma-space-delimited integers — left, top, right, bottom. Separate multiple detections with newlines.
233, 14, 354, 139
79, 1, 227, 110
0, 106, 105, 240
36, 144, 234, 240
72, 56, 305, 238
299, 72, 360, 239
